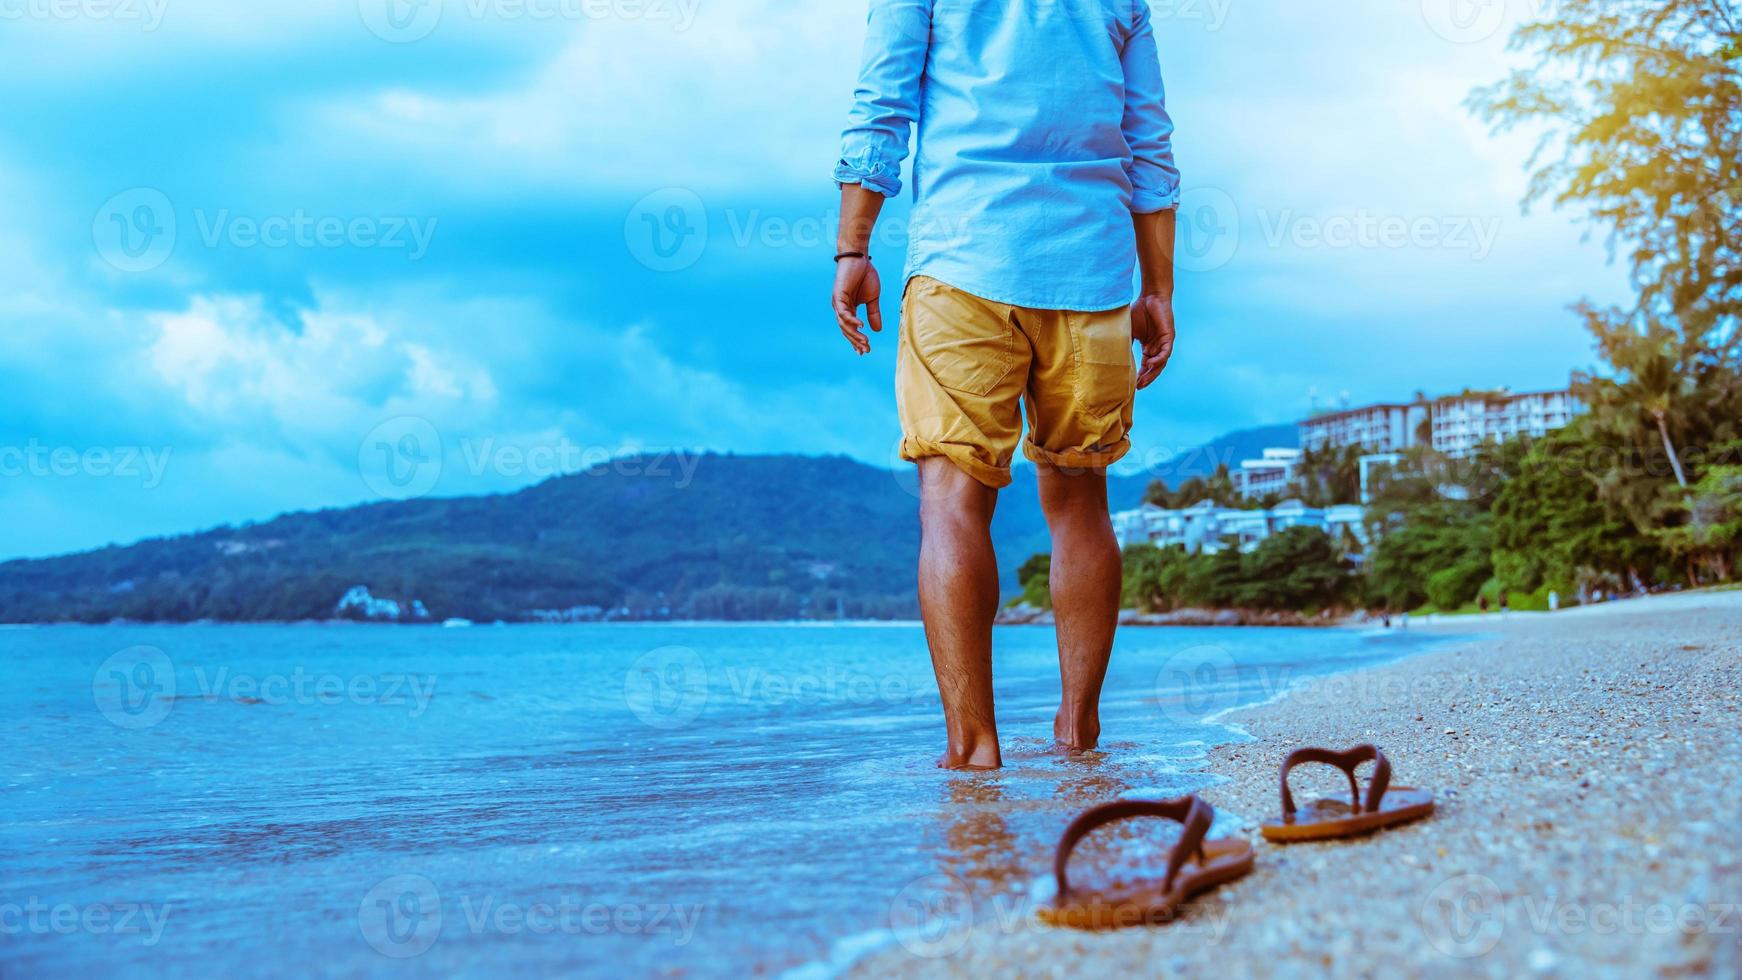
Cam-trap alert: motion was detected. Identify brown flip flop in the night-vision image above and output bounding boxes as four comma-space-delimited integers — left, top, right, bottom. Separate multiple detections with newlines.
1260, 744, 1434, 842
1039, 795, 1254, 930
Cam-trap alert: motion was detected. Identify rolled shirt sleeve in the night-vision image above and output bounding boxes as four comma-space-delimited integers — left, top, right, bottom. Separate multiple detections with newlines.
1119, 3, 1181, 213
834, 0, 933, 198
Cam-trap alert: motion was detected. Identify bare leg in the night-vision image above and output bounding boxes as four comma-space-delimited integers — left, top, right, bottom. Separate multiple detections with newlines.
1038, 464, 1120, 753
917, 457, 1003, 770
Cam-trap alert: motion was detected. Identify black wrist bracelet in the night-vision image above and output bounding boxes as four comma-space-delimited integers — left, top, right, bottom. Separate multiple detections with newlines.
834, 251, 869, 262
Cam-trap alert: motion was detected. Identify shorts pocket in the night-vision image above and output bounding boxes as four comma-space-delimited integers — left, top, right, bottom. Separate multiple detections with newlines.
905, 280, 1016, 397
1069, 309, 1136, 415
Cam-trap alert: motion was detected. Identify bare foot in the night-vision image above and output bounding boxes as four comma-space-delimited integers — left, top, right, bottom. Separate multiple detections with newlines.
937, 735, 1002, 771
1053, 708, 1100, 754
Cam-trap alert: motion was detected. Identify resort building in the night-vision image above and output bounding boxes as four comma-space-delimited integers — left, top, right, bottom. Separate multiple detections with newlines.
1232, 448, 1302, 500
1112, 500, 1368, 556
1299, 385, 1582, 459
1429, 388, 1583, 457
1298, 402, 1428, 454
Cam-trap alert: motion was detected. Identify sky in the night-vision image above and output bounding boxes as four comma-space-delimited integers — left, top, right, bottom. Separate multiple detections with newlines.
0, 0, 1631, 561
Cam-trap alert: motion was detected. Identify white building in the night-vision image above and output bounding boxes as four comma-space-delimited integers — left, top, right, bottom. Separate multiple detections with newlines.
1232, 448, 1302, 500
1299, 386, 1582, 458
1299, 402, 1428, 453
1429, 388, 1582, 457
1112, 500, 1367, 556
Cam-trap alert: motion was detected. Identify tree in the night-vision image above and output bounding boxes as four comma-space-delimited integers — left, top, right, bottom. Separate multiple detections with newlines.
1491, 423, 1661, 595
1472, 1, 1741, 354
1364, 503, 1492, 611
1121, 543, 1196, 612
1238, 527, 1351, 611
1652, 448, 1742, 582
1290, 443, 1362, 507
1144, 464, 1243, 509
1015, 553, 1052, 609
1473, 1, 1742, 571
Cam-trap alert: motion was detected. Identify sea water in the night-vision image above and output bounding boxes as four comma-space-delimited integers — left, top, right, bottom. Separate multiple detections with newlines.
0, 622, 1459, 977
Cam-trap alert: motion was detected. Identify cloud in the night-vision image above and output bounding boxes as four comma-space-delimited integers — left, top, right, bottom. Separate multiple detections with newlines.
297, 2, 858, 197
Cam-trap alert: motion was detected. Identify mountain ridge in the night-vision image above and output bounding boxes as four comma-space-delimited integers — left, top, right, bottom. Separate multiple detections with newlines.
0, 425, 1296, 623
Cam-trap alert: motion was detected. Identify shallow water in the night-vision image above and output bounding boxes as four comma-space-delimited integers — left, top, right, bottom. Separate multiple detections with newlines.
0, 622, 1458, 977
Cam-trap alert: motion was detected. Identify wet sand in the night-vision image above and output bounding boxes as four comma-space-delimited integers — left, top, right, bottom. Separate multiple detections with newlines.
845, 589, 1742, 977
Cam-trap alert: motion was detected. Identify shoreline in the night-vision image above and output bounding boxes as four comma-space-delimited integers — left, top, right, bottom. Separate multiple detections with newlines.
845, 589, 1742, 977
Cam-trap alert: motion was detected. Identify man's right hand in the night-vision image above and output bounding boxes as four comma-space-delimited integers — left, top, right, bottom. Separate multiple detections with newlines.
1131, 292, 1176, 389
833, 256, 883, 355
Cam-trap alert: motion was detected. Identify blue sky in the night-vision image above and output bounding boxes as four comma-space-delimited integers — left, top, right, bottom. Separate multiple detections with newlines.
0, 0, 1629, 560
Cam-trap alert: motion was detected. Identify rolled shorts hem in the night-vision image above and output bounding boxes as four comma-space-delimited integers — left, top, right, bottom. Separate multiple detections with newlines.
1022, 438, 1131, 473
900, 439, 1013, 489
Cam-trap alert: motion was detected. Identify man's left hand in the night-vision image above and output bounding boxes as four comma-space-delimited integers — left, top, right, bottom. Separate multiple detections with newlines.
1131, 293, 1175, 388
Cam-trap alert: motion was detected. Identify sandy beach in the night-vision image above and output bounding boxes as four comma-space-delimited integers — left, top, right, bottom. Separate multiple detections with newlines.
846, 589, 1742, 978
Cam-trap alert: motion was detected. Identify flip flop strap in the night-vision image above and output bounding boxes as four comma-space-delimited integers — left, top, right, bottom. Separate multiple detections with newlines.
1279, 744, 1391, 816
1052, 795, 1211, 900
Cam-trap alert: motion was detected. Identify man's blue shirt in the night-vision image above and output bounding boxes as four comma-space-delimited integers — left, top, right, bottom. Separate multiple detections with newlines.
835, 0, 1181, 312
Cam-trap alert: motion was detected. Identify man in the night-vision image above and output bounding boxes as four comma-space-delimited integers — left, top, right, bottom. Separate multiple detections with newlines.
831, 0, 1181, 770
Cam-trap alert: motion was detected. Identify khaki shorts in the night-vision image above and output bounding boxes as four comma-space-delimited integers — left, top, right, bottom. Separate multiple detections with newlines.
896, 276, 1135, 488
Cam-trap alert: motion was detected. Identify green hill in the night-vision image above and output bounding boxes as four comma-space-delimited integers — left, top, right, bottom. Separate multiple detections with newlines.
0, 428, 1296, 623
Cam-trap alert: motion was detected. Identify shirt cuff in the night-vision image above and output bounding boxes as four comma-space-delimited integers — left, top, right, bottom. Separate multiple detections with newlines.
1131, 186, 1182, 213
834, 157, 902, 198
